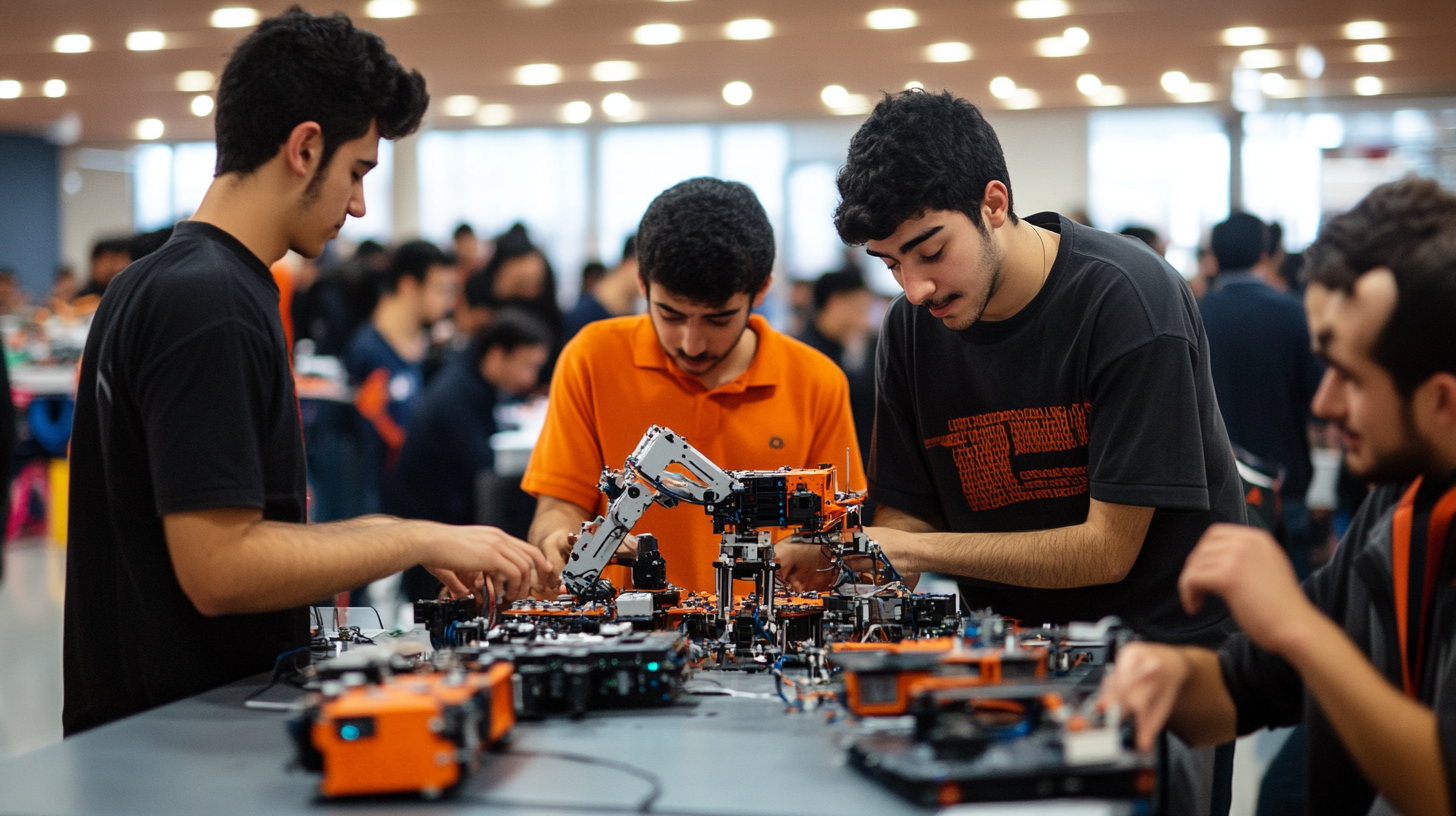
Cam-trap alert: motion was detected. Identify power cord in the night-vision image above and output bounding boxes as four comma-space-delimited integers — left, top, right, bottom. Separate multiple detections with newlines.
458, 748, 663, 813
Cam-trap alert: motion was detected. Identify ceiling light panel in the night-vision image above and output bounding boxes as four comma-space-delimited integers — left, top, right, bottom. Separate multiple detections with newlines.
365, 0, 416, 18
54, 34, 92, 53
724, 18, 773, 40
0, 81, 20, 99
866, 8, 917, 30
191, 94, 214, 116
562, 100, 592, 123
925, 41, 971, 62
1238, 49, 1283, 70
1160, 70, 1190, 93
1343, 20, 1386, 39
1354, 75, 1382, 95
210, 7, 260, 28
634, 23, 682, 45
442, 95, 479, 116
989, 76, 1016, 99
1221, 26, 1266, 47
42, 79, 66, 98
476, 104, 513, 126
1076, 73, 1101, 95
722, 81, 752, 105
591, 60, 639, 82
515, 63, 563, 85
1014, 0, 1068, 19
126, 31, 166, 51
821, 84, 849, 107
136, 118, 164, 140
176, 71, 215, 92
1354, 43, 1392, 62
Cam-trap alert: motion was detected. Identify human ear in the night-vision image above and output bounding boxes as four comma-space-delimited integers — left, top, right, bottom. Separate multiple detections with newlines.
751, 276, 772, 309
981, 181, 1010, 230
282, 121, 325, 181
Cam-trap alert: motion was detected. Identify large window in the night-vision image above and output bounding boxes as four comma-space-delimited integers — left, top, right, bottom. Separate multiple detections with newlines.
418, 129, 589, 301
1088, 109, 1230, 277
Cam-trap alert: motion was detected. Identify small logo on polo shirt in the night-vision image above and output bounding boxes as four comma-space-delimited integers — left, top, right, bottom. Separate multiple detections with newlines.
769, 436, 784, 449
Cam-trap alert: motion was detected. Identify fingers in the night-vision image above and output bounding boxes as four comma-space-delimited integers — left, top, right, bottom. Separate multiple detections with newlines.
428, 567, 474, 599
1098, 644, 1186, 753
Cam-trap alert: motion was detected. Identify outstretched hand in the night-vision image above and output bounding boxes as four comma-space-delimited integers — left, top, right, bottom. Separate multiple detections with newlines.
423, 524, 553, 604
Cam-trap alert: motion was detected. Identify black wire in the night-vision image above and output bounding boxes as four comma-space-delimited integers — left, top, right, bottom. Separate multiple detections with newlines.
241, 646, 310, 708
462, 748, 663, 813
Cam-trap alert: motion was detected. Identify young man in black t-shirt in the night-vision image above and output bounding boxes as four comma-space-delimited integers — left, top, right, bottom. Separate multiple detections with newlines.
64, 9, 550, 736
1102, 177, 1456, 816
779, 89, 1244, 647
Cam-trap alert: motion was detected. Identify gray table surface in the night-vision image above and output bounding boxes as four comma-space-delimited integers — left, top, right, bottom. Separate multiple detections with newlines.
0, 670, 1135, 816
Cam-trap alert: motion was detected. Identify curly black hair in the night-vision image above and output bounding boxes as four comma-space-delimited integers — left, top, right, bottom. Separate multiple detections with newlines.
214, 6, 428, 177
835, 89, 1016, 245
637, 178, 775, 306
381, 239, 449, 293
1305, 176, 1456, 395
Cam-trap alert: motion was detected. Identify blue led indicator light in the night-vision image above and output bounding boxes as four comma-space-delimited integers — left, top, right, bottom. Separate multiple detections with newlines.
340, 725, 361, 741
647, 662, 659, 672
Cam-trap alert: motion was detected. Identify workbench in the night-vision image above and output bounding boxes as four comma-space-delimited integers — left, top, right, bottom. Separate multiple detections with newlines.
0, 669, 1138, 816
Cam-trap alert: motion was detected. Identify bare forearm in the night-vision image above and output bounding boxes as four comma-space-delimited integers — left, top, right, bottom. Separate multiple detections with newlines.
1280, 615, 1450, 816
167, 515, 439, 615
527, 495, 593, 549
1164, 647, 1240, 746
872, 502, 1152, 589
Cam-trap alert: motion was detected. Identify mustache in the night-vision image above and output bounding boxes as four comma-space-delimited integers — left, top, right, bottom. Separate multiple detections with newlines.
924, 293, 959, 310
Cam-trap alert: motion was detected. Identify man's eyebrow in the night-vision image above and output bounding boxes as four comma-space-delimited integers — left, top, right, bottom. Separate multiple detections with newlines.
355, 158, 378, 172
865, 225, 944, 259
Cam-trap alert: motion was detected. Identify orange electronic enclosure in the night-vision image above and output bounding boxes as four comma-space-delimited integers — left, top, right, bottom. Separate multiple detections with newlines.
831, 640, 1049, 717
304, 662, 515, 798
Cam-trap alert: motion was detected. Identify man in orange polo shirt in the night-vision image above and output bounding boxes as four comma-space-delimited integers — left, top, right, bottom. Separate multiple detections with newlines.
524, 177, 864, 594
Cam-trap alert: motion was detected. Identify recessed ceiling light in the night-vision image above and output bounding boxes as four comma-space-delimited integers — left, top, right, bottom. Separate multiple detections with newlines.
210, 7, 260, 28
634, 23, 682, 45
1076, 73, 1101, 95
1238, 49, 1283, 70
904, 80, 925, 90
1062, 27, 1089, 48
191, 94, 214, 116
1222, 26, 1266, 47
1161, 71, 1190, 93
1091, 85, 1125, 106
722, 81, 752, 105
176, 70, 215, 92
1014, 0, 1068, 19
42, 79, 66, 98
591, 60, 639, 82
821, 84, 849, 108
989, 76, 1016, 99
724, 18, 773, 40
126, 31, 166, 51
443, 95, 479, 116
365, 0, 416, 18
54, 34, 92, 53
925, 41, 971, 62
1259, 72, 1286, 95
602, 92, 633, 117
0, 81, 19, 99
515, 63, 562, 85
136, 118, 164, 140
1354, 75, 1382, 96
1035, 36, 1080, 57
514, 0, 554, 6
476, 104, 513, 126
562, 100, 592, 123
1344, 20, 1386, 39
867, 8, 917, 29
1354, 43, 1392, 63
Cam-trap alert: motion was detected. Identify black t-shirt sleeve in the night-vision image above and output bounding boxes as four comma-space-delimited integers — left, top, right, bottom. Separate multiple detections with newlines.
1217, 632, 1305, 735
135, 320, 278, 515
1087, 335, 1211, 510
867, 306, 943, 518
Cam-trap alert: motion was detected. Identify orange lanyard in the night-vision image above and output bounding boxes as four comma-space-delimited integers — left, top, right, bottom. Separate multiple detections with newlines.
1391, 477, 1456, 698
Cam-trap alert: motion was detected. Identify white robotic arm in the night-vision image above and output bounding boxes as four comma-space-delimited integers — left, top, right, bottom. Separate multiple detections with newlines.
562, 426, 737, 598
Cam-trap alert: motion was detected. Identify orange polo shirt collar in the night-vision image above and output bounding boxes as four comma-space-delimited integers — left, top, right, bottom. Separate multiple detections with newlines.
630, 313, 786, 395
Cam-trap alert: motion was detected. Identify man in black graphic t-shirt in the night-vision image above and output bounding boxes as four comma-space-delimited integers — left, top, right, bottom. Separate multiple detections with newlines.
778, 89, 1244, 647
64, 9, 550, 736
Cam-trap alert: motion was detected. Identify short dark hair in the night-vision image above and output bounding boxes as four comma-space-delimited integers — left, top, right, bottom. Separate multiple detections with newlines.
812, 268, 868, 311
1211, 212, 1268, 272
835, 89, 1016, 245
214, 6, 428, 178
467, 307, 552, 368
637, 177, 774, 305
1265, 222, 1285, 257
1306, 176, 1456, 396
91, 237, 130, 260
621, 234, 637, 262
453, 223, 475, 241
382, 239, 449, 293
1119, 226, 1160, 249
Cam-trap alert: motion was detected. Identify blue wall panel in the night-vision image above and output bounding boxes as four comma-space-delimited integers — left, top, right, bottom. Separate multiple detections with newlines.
0, 133, 60, 296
